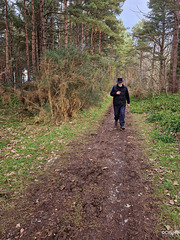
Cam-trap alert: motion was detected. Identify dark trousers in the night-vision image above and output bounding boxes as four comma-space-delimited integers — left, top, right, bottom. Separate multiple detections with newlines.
113, 104, 126, 127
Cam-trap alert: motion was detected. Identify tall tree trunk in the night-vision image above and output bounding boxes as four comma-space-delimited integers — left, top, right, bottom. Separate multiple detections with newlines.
52, 0, 55, 50
164, 59, 168, 97
15, 54, 18, 87
94, 28, 97, 53
77, 24, 80, 47
150, 41, 156, 89
36, 29, 39, 71
58, 1, 62, 48
64, 0, 68, 48
159, 13, 165, 91
24, 0, 30, 81
85, 26, 88, 51
19, 51, 22, 88
5, 0, 9, 83
81, 24, 84, 50
10, 34, 14, 87
90, 28, 93, 54
140, 51, 143, 82
69, 21, 72, 44
110, 46, 113, 81
58, 30, 61, 48
32, 0, 36, 74
69, 0, 72, 44
171, 0, 180, 93
99, 30, 101, 53
73, 24, 76, 47
40, 0, 46, 55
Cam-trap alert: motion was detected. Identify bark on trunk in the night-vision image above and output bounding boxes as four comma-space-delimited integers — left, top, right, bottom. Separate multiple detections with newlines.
90, 28, 93, 54
5, 0, 9, 82
15, 52, 18, 86
159, 14, 165, 91
85, 26, 88, 51
73, 24, 76, 47
52, 0, 55, 50
40, 0, 46, 55
58, 30, 61, 48
110, 46, 113, 81
19, 51, 22, 88
81, 24, 84, 50
36, 29, 39, 71
58, 1, 62, 48
150, 41, 156, 89
69, 21, 72, 44
77, 24, 80, 47
171, 0, 180, 93
99, 30, 101, 53
24, 0, 30, 81
10, 35, 14, 87
32, 0, 36, 74
69, 0, 72, 44
94, 28, 97, 53
64, 0, 68, 48
140, 51, 143, 82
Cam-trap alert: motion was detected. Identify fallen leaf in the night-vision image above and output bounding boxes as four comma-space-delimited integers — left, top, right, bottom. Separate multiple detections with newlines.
165, 225, 171, 231
11, 149, 17, 153
60, 185, 65, 191
6, 171, 15, 176
125, 204, 131, 208
173, 181, 179, 186
102, 167, 109, 171
16, 223, 20, 228
169, 200, 174, 205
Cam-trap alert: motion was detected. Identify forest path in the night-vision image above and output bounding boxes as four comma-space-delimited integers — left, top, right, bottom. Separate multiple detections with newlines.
1, 106, 161, 240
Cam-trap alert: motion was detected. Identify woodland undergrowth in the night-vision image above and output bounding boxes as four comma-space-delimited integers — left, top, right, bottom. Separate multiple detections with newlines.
131, 92, 180, 236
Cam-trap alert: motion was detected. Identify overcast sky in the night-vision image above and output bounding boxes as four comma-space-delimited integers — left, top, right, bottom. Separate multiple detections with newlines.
120, 0, 150, 31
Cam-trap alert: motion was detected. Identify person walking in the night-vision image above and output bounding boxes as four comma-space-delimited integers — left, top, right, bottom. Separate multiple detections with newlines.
110, 77, 130, 130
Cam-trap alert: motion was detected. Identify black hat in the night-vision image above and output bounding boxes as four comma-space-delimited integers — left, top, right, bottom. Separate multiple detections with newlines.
117, 78, 123, 83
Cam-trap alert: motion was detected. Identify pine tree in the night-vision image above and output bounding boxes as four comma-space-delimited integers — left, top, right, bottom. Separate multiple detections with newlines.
169, 0, 180, 92
23, 0, 30, 81
32, 0, 36, 74
5, 0, 9, 83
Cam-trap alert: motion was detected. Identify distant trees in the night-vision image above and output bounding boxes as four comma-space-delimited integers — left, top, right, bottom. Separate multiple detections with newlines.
132, 0, 180, 93
0, 0, 126, 88
0, 0, 179, 95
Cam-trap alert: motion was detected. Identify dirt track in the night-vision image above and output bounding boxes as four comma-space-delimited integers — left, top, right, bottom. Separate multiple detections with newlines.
1, 106, 162, 240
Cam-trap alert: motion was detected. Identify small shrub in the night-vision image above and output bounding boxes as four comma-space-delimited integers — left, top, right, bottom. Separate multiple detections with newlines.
34, 46, 109, 121
153, 132, 175, 143
147, 113, 164, 123
0, 87, 21, 107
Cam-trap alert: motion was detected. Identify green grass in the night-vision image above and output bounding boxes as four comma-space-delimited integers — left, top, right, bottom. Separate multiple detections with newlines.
131, 92, 180, 238
0, 95, 112, 200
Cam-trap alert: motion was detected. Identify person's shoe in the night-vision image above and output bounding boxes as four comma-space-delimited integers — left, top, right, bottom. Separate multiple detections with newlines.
121, 126, 125, 130
115, 120, 118, 127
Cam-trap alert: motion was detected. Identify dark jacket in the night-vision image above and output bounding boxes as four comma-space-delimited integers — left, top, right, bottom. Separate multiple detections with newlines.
110, 84, 130, 106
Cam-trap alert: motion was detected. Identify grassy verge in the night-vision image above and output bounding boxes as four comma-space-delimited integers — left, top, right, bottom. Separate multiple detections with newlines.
131, 92, 180, 239
0, 96, 112, 201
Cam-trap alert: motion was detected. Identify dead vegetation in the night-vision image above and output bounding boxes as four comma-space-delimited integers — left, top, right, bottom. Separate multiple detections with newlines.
1, 48, 109, 123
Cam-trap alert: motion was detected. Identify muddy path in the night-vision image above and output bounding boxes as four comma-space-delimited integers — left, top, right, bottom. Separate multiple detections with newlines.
1, 106, 161, 240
